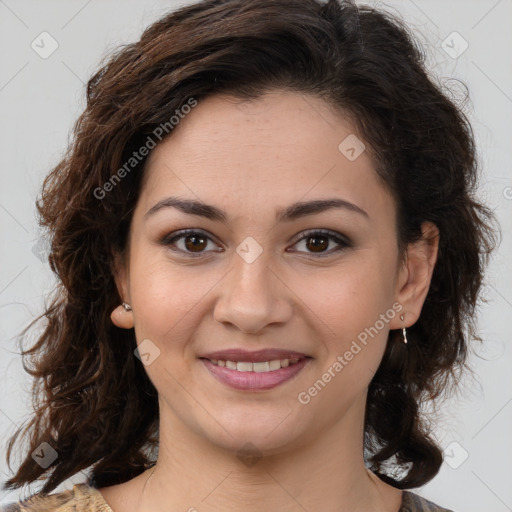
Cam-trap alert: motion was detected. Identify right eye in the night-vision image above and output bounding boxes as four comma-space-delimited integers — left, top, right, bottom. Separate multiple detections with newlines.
159, 229, 223, 257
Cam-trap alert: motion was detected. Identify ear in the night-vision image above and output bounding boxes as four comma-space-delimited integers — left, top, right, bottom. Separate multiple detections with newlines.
110, 250, 134, 329
391, 221, 439, 329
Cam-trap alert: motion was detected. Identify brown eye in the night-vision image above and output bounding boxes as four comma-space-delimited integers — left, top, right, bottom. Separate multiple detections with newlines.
183, 233, 208, 252
161, 229, 221, 256
304, 234, 329, 253
290, 229, 351, 257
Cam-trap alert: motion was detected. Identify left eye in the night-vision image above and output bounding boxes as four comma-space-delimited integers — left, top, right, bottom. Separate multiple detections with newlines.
289, 230, 350, 256
160, 229, 350, 257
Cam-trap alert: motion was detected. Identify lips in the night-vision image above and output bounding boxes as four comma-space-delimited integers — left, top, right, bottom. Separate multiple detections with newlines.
199, 348, 311, 363
198, 348, 312, 391
201, 357, 311, 391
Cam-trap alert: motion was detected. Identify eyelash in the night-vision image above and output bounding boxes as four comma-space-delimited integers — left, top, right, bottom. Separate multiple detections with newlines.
159, 228, 351, 258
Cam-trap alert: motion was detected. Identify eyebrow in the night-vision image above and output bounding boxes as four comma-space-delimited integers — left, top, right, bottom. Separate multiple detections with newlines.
144, 196, 369, 223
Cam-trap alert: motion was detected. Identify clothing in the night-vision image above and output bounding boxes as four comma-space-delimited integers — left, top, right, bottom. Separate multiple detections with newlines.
0, 483, 454, 511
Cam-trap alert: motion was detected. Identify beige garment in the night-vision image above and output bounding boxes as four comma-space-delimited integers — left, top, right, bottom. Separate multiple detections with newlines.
1, 483, 454, 511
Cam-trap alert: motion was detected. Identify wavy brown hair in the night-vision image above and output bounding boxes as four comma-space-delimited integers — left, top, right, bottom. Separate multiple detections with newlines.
3, 0, 498, 496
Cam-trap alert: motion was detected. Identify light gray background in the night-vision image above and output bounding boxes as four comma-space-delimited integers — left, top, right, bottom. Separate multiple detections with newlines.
0, 1, 511, 510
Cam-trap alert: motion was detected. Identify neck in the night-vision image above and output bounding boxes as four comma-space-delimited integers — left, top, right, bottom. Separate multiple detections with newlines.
134, 398, 402, 512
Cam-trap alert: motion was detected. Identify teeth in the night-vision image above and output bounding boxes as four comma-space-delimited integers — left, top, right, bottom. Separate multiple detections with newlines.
208, 358, 303, 372
252, 361, 270, 372
269, 360, 281, 371
237, 362, 253, 372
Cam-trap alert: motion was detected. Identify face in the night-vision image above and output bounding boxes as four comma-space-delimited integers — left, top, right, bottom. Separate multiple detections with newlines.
112, 91, 437, 456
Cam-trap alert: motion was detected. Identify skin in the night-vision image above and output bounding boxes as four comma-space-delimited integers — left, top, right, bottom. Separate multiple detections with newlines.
103, 91, 439, 512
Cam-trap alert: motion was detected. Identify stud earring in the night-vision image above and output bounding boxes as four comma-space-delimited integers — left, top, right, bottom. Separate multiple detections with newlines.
122, 302, 132, 311
399, 314, 407, 344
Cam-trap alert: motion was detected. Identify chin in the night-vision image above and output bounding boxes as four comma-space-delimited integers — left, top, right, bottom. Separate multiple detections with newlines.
199, 415, 307, 457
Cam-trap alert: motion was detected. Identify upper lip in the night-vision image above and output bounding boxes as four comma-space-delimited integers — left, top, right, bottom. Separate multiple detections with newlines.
199, 349, 311, 362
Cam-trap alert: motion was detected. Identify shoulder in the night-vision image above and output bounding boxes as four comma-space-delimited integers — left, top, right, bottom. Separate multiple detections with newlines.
401, 490, 455, 512
0, 483, 113, 512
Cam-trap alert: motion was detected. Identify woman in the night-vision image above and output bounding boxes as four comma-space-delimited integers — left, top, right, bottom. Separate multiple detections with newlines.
1, 0, 497, 510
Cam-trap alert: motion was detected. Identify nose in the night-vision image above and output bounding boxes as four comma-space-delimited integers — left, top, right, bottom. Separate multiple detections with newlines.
213, 248, 293, 334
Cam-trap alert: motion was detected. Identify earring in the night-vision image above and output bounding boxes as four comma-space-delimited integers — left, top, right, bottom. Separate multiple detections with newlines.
122, 302, 132, 311
399, 314, 408, 344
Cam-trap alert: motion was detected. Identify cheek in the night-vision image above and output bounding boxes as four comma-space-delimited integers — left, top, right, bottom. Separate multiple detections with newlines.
295, 256, 396, 335
128, 258, 212, 390
295, 265, 396, 412
128, 251, 220, 347
290, 257, 398, 389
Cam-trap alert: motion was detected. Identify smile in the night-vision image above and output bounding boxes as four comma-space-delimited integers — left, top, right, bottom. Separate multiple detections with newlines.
207, 357, 302, 372
200, 357, 311, 391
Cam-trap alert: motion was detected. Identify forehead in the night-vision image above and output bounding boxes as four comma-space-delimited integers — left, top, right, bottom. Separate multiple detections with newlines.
137, 91, 394, 225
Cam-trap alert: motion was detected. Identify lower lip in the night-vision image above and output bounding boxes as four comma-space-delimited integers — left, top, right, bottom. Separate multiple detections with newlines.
200, 358, 311, 391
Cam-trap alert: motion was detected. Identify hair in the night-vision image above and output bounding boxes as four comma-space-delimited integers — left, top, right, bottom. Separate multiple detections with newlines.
3, 0, 498, 497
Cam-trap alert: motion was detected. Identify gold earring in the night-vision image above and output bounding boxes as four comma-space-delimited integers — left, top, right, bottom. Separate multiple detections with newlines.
399, 314, 407, 344
122, 302, 132, 311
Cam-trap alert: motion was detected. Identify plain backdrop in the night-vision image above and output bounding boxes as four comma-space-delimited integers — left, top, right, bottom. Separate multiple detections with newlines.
0, 1, 511, 510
